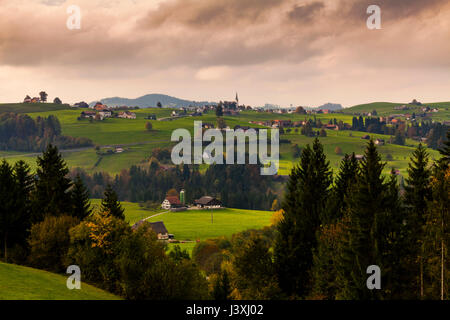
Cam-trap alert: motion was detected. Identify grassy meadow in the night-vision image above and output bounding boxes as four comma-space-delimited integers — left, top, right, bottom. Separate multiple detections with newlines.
0, 262, 120, 300
88, 199, 273, 255
343, 101, 450, 122
0, 102, 447, 177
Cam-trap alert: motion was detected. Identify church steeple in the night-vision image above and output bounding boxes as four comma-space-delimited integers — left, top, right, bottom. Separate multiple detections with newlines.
235, 92, 239, 106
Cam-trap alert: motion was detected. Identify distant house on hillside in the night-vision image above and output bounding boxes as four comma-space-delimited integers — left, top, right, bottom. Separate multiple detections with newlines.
375, 139, 385, 146
194, 196, 223, 209
23, 95, 32, 103
99, 110, 112, 118
94, 103, 109, 111
118, 111, 136, 119
361, 135, 370, 140
80, 110, 97, 119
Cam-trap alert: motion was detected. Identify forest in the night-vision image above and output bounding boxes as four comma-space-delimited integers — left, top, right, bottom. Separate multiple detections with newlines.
70, 162, 279, 211
0, 113, 93, 151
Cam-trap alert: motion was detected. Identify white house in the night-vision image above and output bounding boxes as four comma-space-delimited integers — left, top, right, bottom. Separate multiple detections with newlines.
118, 111, 136, 119
99, 110, 112, 118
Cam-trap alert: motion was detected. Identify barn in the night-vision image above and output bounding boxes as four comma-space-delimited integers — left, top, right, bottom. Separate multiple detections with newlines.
194, 196, 223, 209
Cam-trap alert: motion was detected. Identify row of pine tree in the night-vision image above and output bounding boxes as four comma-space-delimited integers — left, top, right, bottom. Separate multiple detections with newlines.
275, 134, 449, 299
0, 145, 124, 263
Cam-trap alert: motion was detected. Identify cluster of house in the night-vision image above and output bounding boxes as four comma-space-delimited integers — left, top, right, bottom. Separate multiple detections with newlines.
23, 96, 41, 103
79, 103, 137, 121
161, 192, 223, 211
131, 191, 222, 241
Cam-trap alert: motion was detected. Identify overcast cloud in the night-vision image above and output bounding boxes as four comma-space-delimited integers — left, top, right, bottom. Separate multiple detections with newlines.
0, 0, 449, 107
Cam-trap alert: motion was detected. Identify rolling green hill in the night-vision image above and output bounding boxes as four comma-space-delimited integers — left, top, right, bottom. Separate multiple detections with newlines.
344, 101, 450, 121
0, 103, 71, 114
0, 262, 120, 300
0, 103, 447, 176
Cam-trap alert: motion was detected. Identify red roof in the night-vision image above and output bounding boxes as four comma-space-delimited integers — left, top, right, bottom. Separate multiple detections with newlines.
165, 196, 181, 205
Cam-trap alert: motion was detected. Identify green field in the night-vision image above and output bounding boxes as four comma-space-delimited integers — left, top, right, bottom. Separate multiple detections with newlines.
0, 262, 120, 300
277, 129, 441, 176
88, 199, 273, 254
0, 102, 448, 176
0, 103, 71, 113
148, 208, 273, 255
91, 199, 274, 240
146, 208, 272, 241
343, 101, 450, 121
90, 199, 163, 225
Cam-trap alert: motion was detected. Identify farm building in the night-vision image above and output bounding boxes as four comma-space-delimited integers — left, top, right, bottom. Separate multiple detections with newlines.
375, 139, 385, 146
194, 196, 223, 209
80, 110, 97, 119
361, 135, 371, 140
162, 196, 183, 210
94, 103, 109, 111
149, 221, 169, 240
99, 110, 112, 118
118, 111, 137, 119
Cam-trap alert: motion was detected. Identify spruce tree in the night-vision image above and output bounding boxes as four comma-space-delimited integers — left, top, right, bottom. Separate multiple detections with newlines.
32, 144, 73, 221
71, 174, 92, 220
101, 184, 125, 220
322, 153, 358, 224
335, 141, 416, 299
12, 161, 34, 248
312, 153, 358, 299
423, 161, 449, 299
438, 129, 450, 165
0, 160, 16, 261
274, 138, 332, 298
404, 144, 432, 298
336, 141, 386, 299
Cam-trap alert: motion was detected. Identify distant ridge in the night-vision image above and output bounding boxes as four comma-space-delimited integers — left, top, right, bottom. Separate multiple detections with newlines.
317, 103, 343, 111
89, 94, 217, 108
303, 103, 343, 111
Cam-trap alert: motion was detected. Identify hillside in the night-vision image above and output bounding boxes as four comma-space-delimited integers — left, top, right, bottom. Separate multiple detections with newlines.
0, 108, 445, 177
90, 94, 216, 108
0, 103, 71, 114
0, 262, 120, 300
344, 101, 450, 119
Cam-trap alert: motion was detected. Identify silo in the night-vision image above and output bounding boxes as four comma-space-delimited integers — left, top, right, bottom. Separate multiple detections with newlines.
180, 189, 185, 205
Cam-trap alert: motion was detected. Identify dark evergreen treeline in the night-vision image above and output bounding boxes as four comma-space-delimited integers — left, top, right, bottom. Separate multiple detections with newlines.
0, 145, 127, 262
277, 136, 449, 299
194, 132, 449, 300
70, 163, 278, 211
0, 113, 93, 152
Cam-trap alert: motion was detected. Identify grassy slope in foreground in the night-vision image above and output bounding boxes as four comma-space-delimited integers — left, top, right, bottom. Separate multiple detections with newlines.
0, 262, 120, 300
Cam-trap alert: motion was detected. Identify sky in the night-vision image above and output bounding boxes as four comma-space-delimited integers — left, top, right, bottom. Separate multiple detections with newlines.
0, 0, 449, 108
